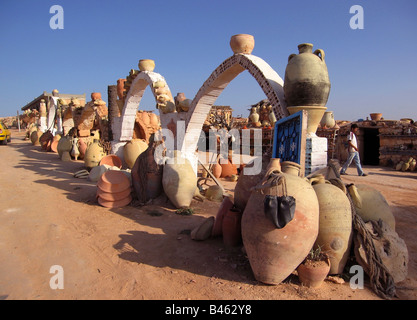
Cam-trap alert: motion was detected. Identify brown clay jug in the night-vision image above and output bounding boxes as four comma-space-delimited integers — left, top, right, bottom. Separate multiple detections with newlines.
222, 207, 243, 247
162, 151, 197, 209
312, 181, 352, 274
241, 158, 319, 285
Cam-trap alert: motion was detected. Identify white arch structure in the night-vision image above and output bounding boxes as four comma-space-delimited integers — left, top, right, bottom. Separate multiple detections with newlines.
111, 53, 289, 168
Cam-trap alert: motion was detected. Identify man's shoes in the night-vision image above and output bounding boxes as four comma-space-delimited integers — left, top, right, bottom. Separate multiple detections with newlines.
340, 172, 348, 175
360, 173, 368, 176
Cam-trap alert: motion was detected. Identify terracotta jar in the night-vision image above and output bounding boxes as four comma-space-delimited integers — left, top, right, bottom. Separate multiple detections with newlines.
131, 141, 163, 203
162, 151, 197, 209
241, 158, 319, 285
230, 34, 255, 55
281, 161, 301, 176
284, 43, 331, 107
77, 138, 88, 160
70, 137, 80, 160
123, 139, 148, 169
149, 112, 159, 127
138, 59, 155, 72
320, 111, 336, 129
297, 256, 331, 288
57, 135, 73, 159
91, 92, 102, 101
212, 196, 234, 237
249, 110, 260, 124
348, 184, 396, 230
39, 131, 53, 151
117, 78, 126, 100
212, 163, 222, 179
234, 156, 271, 212
222, 207, 243, 247
84, 139, 106, 169
31, 129, 43, 146
370, 113, 382, 121
220, 158, 238, 178
313, 182, 352, 275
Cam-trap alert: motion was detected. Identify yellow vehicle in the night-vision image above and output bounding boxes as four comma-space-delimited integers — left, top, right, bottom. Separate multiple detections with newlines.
0, 120, 11, 145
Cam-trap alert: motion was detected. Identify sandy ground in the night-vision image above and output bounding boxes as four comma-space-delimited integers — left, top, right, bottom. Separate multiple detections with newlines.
0, 128, 416, 301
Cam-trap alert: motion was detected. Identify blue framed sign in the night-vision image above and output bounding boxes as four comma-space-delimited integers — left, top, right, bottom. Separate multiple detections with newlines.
272, 110, 305, 164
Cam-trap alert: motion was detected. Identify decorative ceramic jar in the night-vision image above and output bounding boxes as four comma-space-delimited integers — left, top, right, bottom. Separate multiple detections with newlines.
297, 256, 331, 288
138, 59, 155, 72
241, 158, 319, 285
284, 43, 331, 136
84, 139, 106, 169
91, 92, 101, 101
230, 34, 255, 55
57, 135, 73, 159
284, 43, 330, 107
162, 151, 197, 209
313, 182, 352, 274
370, 113, 382, 121
123, 139, 148, 169
320, 111, 336, 129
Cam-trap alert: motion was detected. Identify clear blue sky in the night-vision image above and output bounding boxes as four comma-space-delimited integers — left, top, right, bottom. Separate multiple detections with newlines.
1, 0, 416, 121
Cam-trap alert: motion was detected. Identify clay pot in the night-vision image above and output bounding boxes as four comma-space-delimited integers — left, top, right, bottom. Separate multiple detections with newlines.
61, 151, 71, 161
70, 137, 80, 160
51, 140, 59, 153
162, 151, 197, 209
313, 183, 352, 275
205, 185, 223, 202
348, 184, 396, 230
284, 43, 331, 108
91, 92, 102, 101
241, 159, 319, 285
212, 163, 222, 178
123, 139, 148, 169
220, 158, 238, 178
97, 186, 131, 202
131, 142, 163, 203
175, 92, 186, 104
281, 161, 301, 176
77, 138, 88, 160
320, 111, 335, 129
297, 257, 330, 288
100, 154, 123, 169
191, 217, 215, 241
98, 194, 132, 208
97, 170, 131, 193
30, 129, 43, 146
234, 156, 271, 212
212, 196, 234, 237
249, 111, 259, 124
222, 207, 243, 247
230, 34, 255, 55
40, 131, 53, 151
84, 139, 106, 169
57, 136, 73, 159
117, 78, 126, 100
138, 59, 155, 72
370, 113, 382, 121
149, 113, 159, 127
287, 105, 327, 136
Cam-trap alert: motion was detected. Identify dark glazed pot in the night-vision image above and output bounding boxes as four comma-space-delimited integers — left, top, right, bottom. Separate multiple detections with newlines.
284, 43, 330, 107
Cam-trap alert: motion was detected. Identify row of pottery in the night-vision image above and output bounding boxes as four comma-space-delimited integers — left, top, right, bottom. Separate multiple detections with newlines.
97, 170, 132, 208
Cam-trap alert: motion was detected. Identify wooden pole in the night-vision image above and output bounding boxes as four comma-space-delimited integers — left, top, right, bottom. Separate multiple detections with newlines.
16, 110, 20, 132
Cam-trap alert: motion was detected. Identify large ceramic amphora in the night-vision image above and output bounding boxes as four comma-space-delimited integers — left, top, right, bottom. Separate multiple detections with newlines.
348, 184, 396, 230
241, 159, 319, 285
162, 150, 197, 209
84, 139, 106, 169
284, 43, 330, 107
123, 139, 149, 169
131, 139, 163, 203
312, 180, 352, 275
57, 135, 73, 159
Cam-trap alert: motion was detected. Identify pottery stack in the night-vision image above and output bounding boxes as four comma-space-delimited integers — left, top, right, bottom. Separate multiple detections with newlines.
96, 170, 132, 208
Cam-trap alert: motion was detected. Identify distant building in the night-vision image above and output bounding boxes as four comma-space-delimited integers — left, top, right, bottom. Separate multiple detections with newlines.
21, 91, 86, 112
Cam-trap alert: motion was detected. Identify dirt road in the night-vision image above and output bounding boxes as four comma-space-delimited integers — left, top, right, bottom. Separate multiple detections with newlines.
0, 129, 416, 300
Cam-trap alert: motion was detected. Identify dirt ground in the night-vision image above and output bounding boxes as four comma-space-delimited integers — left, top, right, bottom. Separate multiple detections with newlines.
0, 128, 416, 301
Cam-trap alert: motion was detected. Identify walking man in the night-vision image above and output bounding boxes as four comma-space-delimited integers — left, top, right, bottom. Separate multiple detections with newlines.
340, 123, 368, 176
